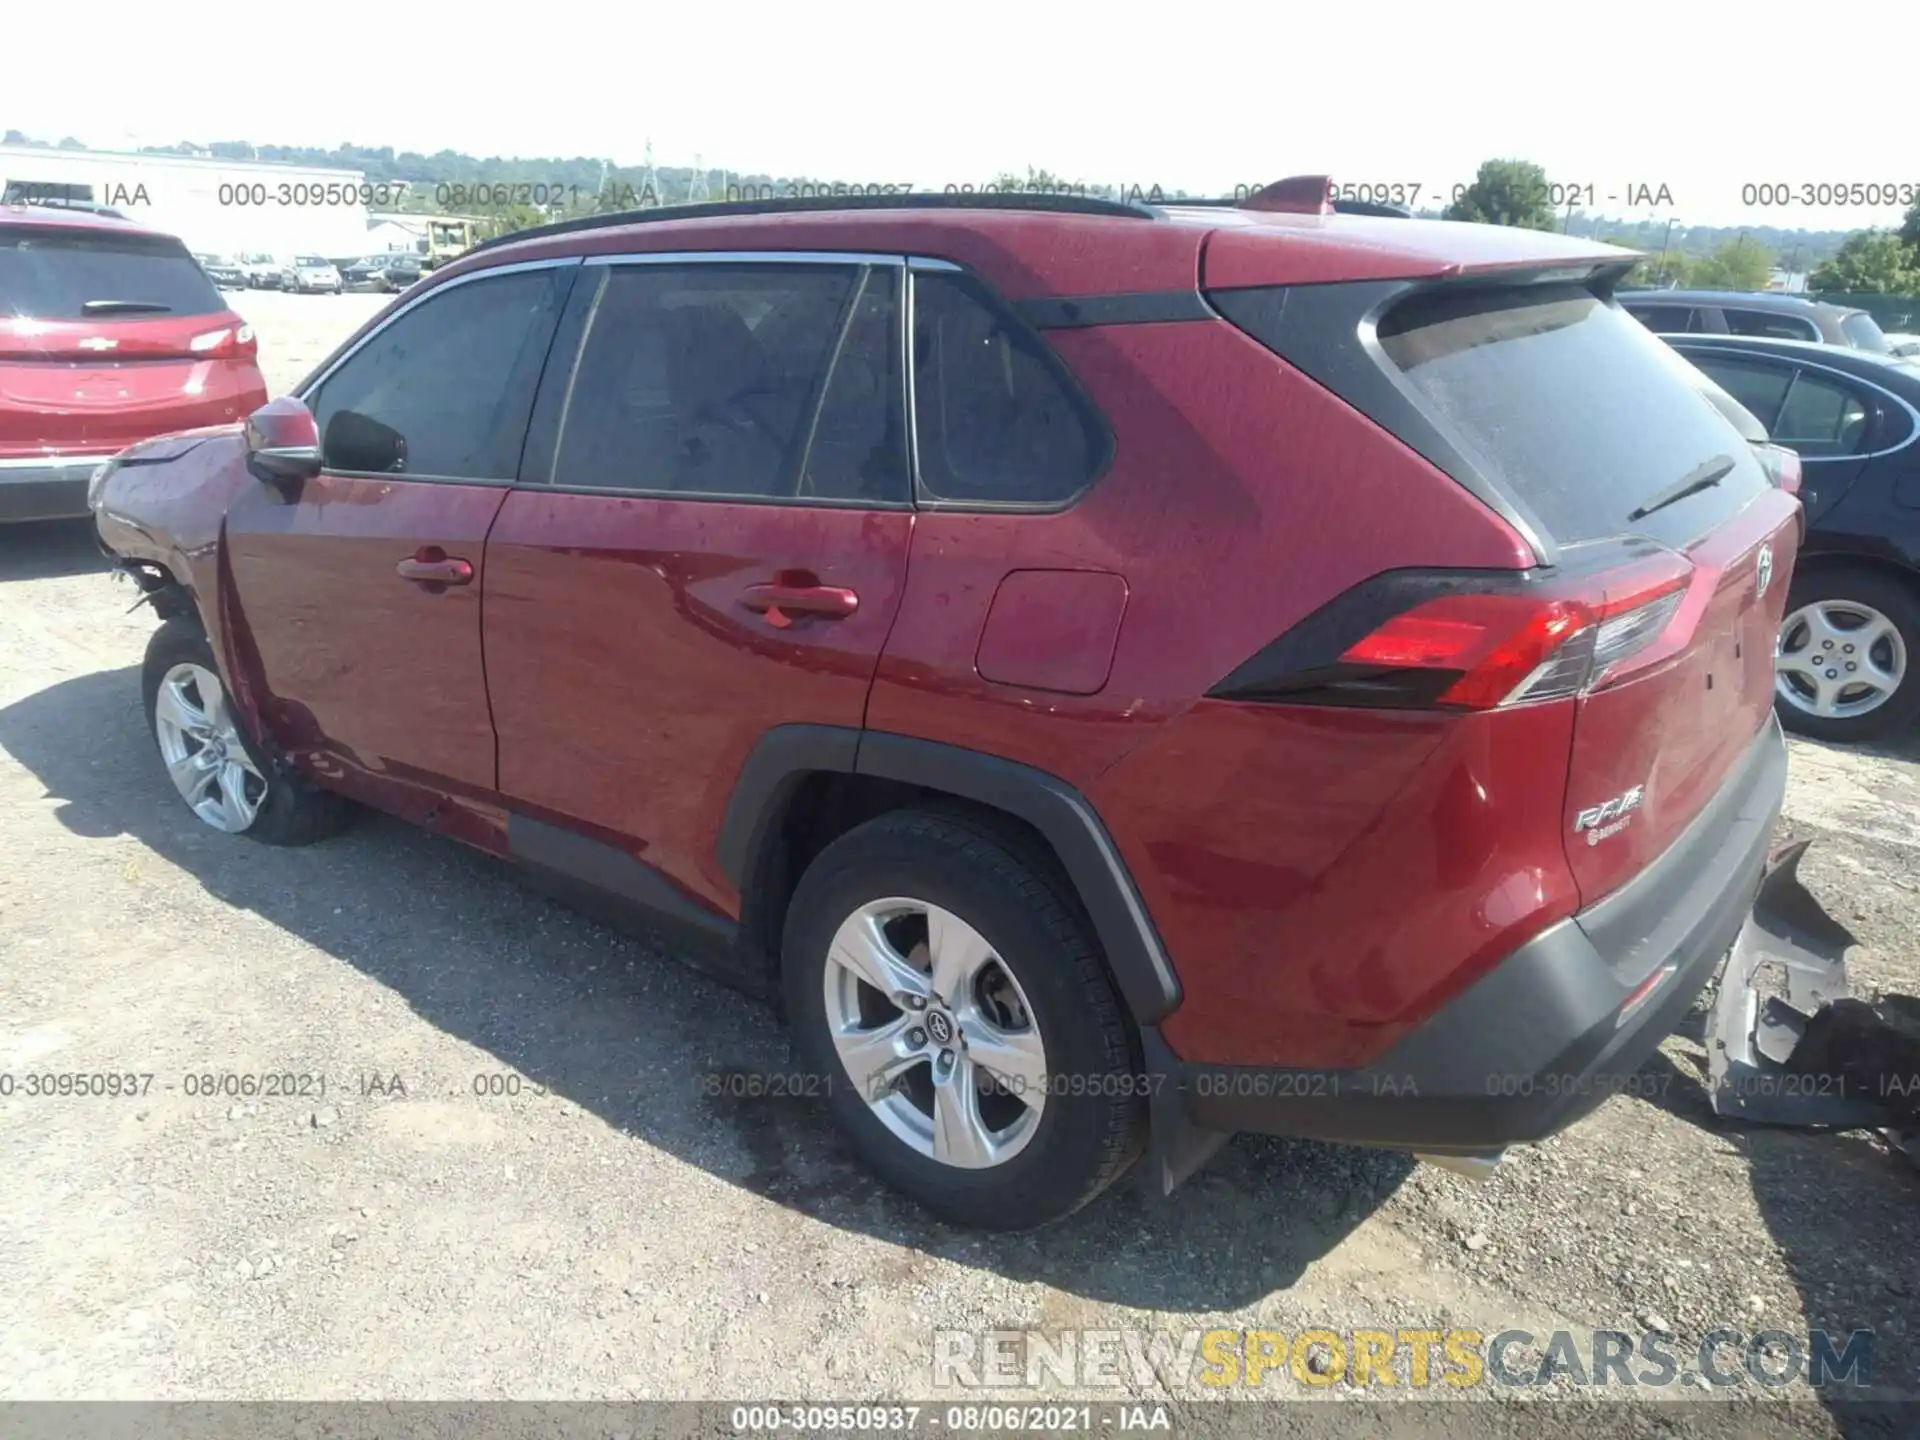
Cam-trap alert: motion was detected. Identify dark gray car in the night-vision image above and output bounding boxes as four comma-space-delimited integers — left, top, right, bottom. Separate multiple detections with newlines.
1622, 289, 1891, 352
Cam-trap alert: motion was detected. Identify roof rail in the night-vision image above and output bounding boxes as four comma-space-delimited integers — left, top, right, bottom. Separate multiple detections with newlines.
468, 189, 1156, 256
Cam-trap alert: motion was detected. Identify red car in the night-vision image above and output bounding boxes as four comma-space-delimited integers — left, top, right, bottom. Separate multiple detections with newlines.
95, 186, 1802, 1229
1, 204, 266, 522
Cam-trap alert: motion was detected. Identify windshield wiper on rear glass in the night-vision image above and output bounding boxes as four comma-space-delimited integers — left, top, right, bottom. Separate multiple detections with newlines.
1627, 453, 1735, 523
80, 299, 173, 314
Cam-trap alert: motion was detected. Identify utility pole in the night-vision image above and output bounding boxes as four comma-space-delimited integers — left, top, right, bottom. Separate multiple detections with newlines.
1655, 216, 1676, 286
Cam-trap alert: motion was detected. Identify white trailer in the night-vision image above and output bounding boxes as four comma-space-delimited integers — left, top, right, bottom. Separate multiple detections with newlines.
0, 145, 374, 261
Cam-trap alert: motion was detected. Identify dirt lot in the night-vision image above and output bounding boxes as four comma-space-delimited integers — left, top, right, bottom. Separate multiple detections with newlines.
1, 289, 1917, 1431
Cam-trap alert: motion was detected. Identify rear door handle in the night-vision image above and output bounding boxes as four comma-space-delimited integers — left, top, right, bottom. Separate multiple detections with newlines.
740, 583, 860, 624
396, 548, 474, 587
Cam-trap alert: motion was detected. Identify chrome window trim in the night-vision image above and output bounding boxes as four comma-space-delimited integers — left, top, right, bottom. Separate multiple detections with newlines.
294, 255, 583, 404
1680, 344, 1920, 462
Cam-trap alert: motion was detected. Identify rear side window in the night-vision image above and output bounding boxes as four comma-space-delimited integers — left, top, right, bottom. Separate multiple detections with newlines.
1725, 308, 1819, 341
0, 226, 226, 320
549, 261, 907, 503
910, 270, 1110, 507
308, 267, 566, 480
1841, 312, 1891, 353
1373, 284, 1769, 547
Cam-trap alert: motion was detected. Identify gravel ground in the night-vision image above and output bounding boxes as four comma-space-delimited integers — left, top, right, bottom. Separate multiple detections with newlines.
1, 290, 1916, 1432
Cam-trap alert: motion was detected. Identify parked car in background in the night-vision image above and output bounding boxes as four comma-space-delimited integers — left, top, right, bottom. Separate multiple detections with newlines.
1623, 289, 1892, 352
93, 187, 1800, 1228
196, 254, 249, 289
1666, 333, 1920, 741
0, 205, 267, 522
289, 256, 343, 294
238, 253, 285, 289
381, 252, 426, 291
340, 256, 395, 292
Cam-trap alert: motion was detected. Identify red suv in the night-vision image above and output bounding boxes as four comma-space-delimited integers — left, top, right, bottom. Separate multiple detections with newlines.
94, 187, 1800, 1229
2, 204, 266, 522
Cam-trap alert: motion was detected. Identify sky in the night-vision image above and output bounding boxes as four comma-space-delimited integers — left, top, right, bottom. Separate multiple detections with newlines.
8, 0, 1918, 231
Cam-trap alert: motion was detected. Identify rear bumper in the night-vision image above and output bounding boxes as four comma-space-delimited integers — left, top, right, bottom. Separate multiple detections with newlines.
1150, 713, 1788, 1163
0, 455, 105, 523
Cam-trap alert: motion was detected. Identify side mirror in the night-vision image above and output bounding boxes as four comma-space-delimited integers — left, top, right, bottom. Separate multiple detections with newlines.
244, 396, 322, 497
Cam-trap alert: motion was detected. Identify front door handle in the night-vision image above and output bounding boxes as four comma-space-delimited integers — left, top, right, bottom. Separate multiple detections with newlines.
396, 548, 474, 588
740, 582, 860, 626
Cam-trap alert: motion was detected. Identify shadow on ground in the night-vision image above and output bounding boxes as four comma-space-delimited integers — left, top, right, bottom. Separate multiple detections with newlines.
0, 519, 111, 583
0, 664, 1412, 1311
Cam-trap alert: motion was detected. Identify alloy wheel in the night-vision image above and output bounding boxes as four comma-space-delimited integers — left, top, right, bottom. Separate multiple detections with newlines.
821, 898, 1049, 1169
1775, 600, 1908, 720
153, 662, 268, 832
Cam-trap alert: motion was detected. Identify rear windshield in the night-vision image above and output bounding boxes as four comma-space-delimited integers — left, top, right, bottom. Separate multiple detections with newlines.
1841, 312, 1890, 353
0, 227, 227, 320
1374, 284, 1770, 548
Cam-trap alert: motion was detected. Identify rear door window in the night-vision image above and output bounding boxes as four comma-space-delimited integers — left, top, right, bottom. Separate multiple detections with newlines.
1725, 308, 1820, 341
1688, 355, 1794, 429
307, 267, 568, 480
547, 261, 908, 503
909, 270, 1111, 507
1625, 304, 1699, 333
0, 226, 227, 319
1373, 284, 1770, 548
1773, 371, 1872, 456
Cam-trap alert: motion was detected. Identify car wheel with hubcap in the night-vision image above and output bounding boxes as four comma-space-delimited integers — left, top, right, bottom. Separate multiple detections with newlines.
141, 618, 359, 845
1774, 568, 1920, 743
784, 809, 1144, 1229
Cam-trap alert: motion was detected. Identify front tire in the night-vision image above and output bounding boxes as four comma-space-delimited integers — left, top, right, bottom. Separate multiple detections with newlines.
1774, 568, 1920, 742
141, 618, 358, 845
783, 810, 1144, 1229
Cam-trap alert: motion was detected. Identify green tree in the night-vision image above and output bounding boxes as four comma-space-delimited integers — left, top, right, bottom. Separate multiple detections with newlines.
1689, 237, 1772, 291
989, 167, 1082, 197
1808, 229, 1920, 294
1899, 198, 1920, 258
480, 203, 549, 240
1443, 159, 1556, 230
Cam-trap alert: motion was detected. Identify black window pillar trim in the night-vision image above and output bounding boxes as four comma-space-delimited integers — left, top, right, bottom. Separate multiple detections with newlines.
716, 724, 1182, 1026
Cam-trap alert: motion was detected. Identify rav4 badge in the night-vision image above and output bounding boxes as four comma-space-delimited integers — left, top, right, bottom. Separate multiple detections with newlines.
1574, 785, 1645, 846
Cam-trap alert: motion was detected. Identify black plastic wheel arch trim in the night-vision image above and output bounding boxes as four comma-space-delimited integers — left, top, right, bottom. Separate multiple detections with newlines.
716, 724, 1183, 1025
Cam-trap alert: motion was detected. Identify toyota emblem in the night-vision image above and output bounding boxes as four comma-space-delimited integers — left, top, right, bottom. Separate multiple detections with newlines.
1755, 542, 1774, 601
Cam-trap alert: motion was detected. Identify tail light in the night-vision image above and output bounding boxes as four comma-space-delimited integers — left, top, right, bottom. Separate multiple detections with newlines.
1209, 543, 1697, 711
187, 323, 258, 360
1757, 443, 1801, 496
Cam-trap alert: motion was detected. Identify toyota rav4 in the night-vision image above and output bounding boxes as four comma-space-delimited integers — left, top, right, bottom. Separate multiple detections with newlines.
93, 185, 1803, 1229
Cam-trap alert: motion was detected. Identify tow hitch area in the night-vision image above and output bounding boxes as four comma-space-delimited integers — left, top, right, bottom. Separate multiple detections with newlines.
1707, 839, 1918, 1164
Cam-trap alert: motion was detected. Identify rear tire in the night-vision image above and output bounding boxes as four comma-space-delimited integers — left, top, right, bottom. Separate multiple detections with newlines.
783, 809, 1145, 1230
141, 618, 358, 846
1774, 568, 1920, 743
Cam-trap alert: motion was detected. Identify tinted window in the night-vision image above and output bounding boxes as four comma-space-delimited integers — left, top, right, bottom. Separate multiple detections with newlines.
1774, 371, 1871, 456
0, 226, 226, 319
1725, 308, 1819, 341
1626, 304, 1697, 333
911, 271, 1110, 506
1689, 356, 1794, 429
551, 262, 904, 502
1841, 312, 1891, 353
1375, 285, 1770, 547
309, 268, 565, 480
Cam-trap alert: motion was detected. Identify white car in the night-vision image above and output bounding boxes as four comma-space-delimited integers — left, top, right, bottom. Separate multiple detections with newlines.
289, 256, 342, 294
1884, 332, 1920, 359
238, 252, 287, 289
